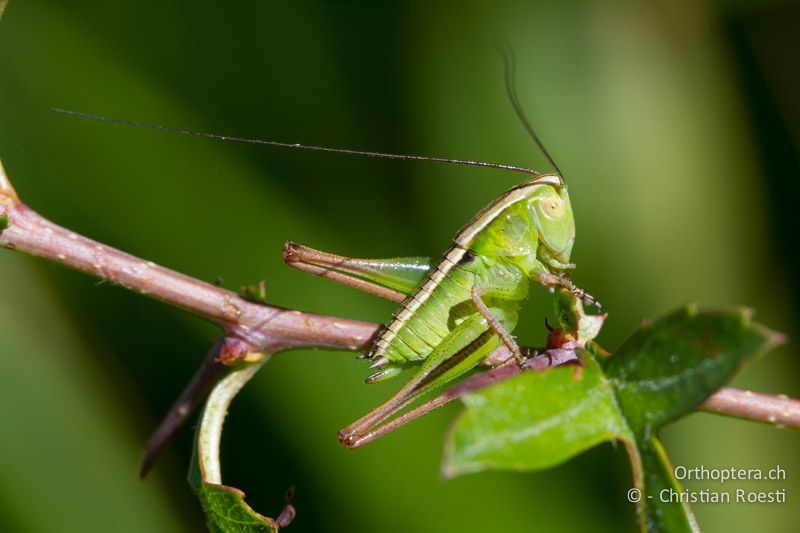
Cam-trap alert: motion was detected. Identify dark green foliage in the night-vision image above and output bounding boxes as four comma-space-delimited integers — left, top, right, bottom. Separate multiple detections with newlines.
444, 304, 782, 532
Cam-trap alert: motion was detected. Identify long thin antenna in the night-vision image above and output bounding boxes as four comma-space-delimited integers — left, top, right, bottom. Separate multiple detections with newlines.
50, 108, 540, 176
497, 40, 564, 180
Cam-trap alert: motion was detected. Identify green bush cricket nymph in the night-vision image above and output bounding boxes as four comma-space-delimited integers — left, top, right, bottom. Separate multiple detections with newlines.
52, 63, 599, 448
284, 171, 598, 447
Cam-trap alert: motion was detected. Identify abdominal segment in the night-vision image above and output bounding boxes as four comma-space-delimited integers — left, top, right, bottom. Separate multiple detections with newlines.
369, 245, 477, 367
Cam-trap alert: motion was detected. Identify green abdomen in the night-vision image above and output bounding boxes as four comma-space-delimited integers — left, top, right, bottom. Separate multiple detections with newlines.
369, 245, 483, 365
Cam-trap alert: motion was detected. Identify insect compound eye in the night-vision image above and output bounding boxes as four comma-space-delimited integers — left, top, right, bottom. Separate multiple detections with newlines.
540, 195, 565, 220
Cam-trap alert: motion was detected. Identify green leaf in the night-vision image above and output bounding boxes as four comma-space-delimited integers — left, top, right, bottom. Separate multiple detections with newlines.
443, 353, 633, 477
604, 305, 784, 435
604, 305, 783, 532
444, 300, 784, 533
633, 437, 698, 533
194, 483, 278, 533
0, 1, 8, 22
190, 359, 290, 533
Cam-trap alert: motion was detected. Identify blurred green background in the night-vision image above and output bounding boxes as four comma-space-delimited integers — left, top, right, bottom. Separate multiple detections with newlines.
1, 0, 798, 531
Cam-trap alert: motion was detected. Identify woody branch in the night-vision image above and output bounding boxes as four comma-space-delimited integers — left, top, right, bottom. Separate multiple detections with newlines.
0, 158, 798, 472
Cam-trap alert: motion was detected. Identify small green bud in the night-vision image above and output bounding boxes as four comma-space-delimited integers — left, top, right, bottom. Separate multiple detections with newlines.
239, 279, 268, 304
